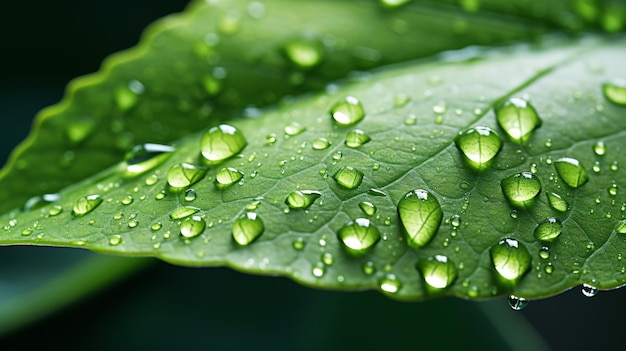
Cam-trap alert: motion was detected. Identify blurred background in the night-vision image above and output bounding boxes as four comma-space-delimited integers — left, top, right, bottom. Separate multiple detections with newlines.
0, 0, 624, 349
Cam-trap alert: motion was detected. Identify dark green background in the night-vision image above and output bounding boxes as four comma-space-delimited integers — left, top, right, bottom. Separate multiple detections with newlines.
0, 1, 624, 349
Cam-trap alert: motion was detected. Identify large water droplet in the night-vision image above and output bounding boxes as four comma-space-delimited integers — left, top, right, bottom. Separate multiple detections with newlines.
494, 98, 542, 144
125, 143, 175, 177
345, 129, 371, 148
554, 158, 588, 188
501, 172, 541, 207
283, 39, 324, 69
72, 195, 102, 217
109, 235, 123, 246
170, 206, 200, 220
333, 166, 364, 189
508, 295, 529, 311
167, 163, 207, 188
312, 138, 331, 150
533, 217, 563, 242
330, 96, 365, 126
24, 193, 61, 212
337, 218, 381, 256
546, 192, 569, 212
398, 189, 443, 248
200, 124, 247, 165
581, 284, 598, 297
232, 212, 264, 246
602, 79, 626, 105
180, 215, 206, 238
359, 201, 377, 216
215, 167, 244, 188
490, 238, 531, 282
284, 122, 306, 136
454, 126, 502, 171
416, 255, 458, 290
379, 273, 400, 293
285, 190, 321, 209
593, 141, 607, 156
379, 0, 412, 9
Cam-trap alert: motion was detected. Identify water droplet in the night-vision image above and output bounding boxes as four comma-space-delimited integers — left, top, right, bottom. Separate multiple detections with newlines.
362, 261, 376, 275
602, 79, 626, 105
167, 163, 207, 188
184, 189, 197, 202
21, 228, 32, 236
554, 158, 588, 188
121, 195, 134, 205
114, 80, 144, 111
312, 138, 331, 150
508, 295, 529, 311
490, 238, 531, 282
284, 122, 306, 136
394, 94, 410, 107
417, 255, 458, 290
545, 263, 554, 274
72, 195, 103, 217
611, 160, 619, 171
454, 126, 502, 170
494, 98, 542, 144
312, 262, 326, 277
48, 205, 63, 217
125, 143, 175, 176
232, 212, 264, 246
24, 193, 61, 212
534, 217, 563, 242
169, 206, 200, 220
345, 129, 371, 148
379, 274, 400, 293
321, 252, 334, 266
333, 166, 364, 189
368, 189, 386, 197
546, 192, 569, 212
151, 222, 162, 231
200, 124, 247, 165
214, 167, 244, 188
593, 141, 607, 156
155, 191, 166, 200
398, 189, 443, 248
404, 114, 417, 126
614, 219, 626, 234
581, 284, 598, 297
285, 190, 321, 209
330, 96, 365, 126
283, 39, 324, 69
450, 215, 461, 228
128, 218, 139, 228
180, 215, 206, 238
501, 172, 541, 207
108, 235, 122, 246
539, 246, 550, 259
337, 218, 381, 256
359, 201, 377, 216
608, 183, 618, 196
292, 237, 305, 250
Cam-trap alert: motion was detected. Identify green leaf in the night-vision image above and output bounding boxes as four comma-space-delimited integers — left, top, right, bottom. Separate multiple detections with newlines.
0, 0, 570, 213
2, 36, 625, 301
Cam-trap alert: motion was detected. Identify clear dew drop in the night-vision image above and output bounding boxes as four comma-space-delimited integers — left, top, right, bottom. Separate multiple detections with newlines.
151, 222, 162, 231
21, 228, 32, 236
333, 166, 364, 189
345, 129, 371, 148
200, 124, 247, 165
397, 189, 443, 248
285, 190, 321, 209
417, 255, 458, 290
539, 246, 550, 259
359, 201, 377, 216
114, 80, 144, 111
232, 212, 265, 246
184, 189, 197, 202
48, 205, 63, 217
394, 94, 410, 107
546, 192, 569, 212
614, 219, 626, 234
501, 172, 541, 207
337, 218, 381, 256
108, 235, 122, 246
124, 143, 175, 177
494, 98, 542, 144
24, 193, 61, 212
72, 195, 103, 217
593, 141, 607, 156
330, 96, 365, 126
362, 261, 376, 275
292, 237, 305, 251
533, 217, 563, 242
508, 295, 529, 311
166, 163, 207, 188
312, 138, 331, 150
312, 262, 326, 277
180, 215, 206, 239
379, 0, 412, 8
602, 79, 626, 105
169, 206, 200, 220
121, 195, 133, 205
608, 183, 618, 196
215, 167, 244, 188
454, 126, 502, 171
490, 238, 532, 282
582, 284, 599, 297
379, 273, 400, 293
145, 174, 159, 186
284, 122, 306, 136
321, 252, 334, 266
554, 158, 588, 188
283, 39, 324, 69
404, 114, 417, 126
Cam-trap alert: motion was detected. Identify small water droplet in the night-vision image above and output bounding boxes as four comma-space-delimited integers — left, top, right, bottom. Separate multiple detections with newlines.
454, 126, 502, 170
312, 262, 326, 277
581, 284, 598, 297
593, 141, 607, 156
379, 0, 412, 8
108, 235, 122, 246
215, 167, 244, 188
546, 192, 569, 212
128, 218, 138, 228
494, 98, 542, 144
125, 143, 175, 177
333, 166, 364, 189
285, 190, 321, 209
292, 237, 305, 251
501, 172, 541, 207
359, 201, 377, 216
554, 158, 588, 188
184, 189, 197, 202
611, 160, 619, 171
167, 163, 207, 188
200, 124, 247, 165
534, 217, 563, 242
21, 228, 32, 236
404, 114, 417, 126
151, 222, 162, 231
321, 252, 334, 266
508, 295, 529, 311
170, 206, 200, 220
398, 189, 443, 248
602, 79, 626, 105
114, 80, 144, 111
379, 273, 400, 293
362, 261, 376, 275
337, 218, 381, 256
417, 255, 458, 290
312, 138, 331, 150
72, 195, 102, 217
539, 246, 550, 259
121, 195, 134, 205
232, 212, 264, 246
48, 205, 63, 217
394, 94, 410, 107
180, 215, 206, 238
284, 122, 306, 136
614, 219, 626, 234
490, 238, 531, 282
330, 96, 365, 126
368, 189, 386, 197
155, 191, 166, 200
145, 174, 159, 186
345, 129, 371, 148
283, 39, 324, 69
